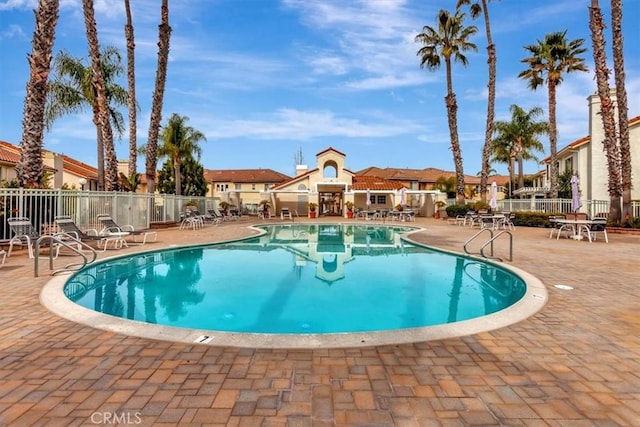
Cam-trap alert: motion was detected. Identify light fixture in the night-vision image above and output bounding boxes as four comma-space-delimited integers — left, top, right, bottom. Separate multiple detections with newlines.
78, 177, 87, 191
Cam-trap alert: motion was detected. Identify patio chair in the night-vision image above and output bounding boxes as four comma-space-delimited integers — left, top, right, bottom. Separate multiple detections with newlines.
97, 214, 157, 245
580, 219, 609, 243
0, 249, 6, 268
403, 209, 416, 222
7, 217, 61, 259
464, 211, 480, 227
180, 210, 207, 230
548, 215, 566, 239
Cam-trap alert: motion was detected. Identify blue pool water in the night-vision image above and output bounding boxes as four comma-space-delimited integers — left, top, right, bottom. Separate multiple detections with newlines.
64, 224, 526, 334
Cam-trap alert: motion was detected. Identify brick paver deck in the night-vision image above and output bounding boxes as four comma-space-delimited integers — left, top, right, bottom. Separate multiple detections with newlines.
1, 217, 639, 426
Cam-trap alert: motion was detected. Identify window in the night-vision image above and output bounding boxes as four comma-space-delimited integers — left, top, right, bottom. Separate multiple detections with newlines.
235, 183, 241, 190
564, 157, 573, 173
252, 184, 256, 190
225, 184, 229, 191
216, 184, 220, 191
264, 184, 269, 191
376, 195, 386, 204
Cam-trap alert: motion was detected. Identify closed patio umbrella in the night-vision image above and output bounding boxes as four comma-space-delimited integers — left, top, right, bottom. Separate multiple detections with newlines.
489, 181, 498, 210
571, 174, 582, 213
400, 188, 406, 207
366, 189, 371, 208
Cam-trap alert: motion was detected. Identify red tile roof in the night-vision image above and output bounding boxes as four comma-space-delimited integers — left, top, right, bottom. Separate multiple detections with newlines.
58, 153, 98, 179
316, 147, 346, 157
204, 168, 291, 183
0, 140, 97, 178
355, 166, 485, 185
0, 140, 21, 164
350, 175, 406, 191
270, 167, 320, 190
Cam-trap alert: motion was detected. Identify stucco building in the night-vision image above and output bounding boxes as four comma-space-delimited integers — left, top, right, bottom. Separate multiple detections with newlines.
537, 90, 639, 203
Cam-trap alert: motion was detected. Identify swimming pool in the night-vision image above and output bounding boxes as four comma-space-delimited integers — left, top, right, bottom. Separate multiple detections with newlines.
43, 223, 546, 347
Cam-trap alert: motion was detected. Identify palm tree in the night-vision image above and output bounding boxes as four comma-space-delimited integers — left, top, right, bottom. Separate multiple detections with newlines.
589, 1, 622, 222
124, 0, 138, 178
456, 0, 497, 203
82, 0, 119, 191
16, 0, 60, 188
434, 175, 457, 199
45, 47, 128, 191
145, 0, 172, 194
610, 0, 631, 222
416, 9, 478, 205
518, 31, 588, 198
158, 114, 206, 196
118, 172, 141, 192
491, 104, 548, 196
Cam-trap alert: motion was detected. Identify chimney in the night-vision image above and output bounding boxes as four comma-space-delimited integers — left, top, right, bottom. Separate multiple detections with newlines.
296, 164, 308, 176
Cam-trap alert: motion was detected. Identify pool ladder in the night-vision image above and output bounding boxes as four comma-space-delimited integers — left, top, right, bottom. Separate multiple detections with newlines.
463, 229, 513, 262
34, 235, 98, 277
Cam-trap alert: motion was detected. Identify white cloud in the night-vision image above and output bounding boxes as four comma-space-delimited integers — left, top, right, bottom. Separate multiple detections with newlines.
0, 24, 25, 39
192, 107, 425, 141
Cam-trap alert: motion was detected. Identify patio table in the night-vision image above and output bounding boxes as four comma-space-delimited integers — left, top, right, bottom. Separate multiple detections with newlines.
479, 214, 506, 231
552, 218, 597, 241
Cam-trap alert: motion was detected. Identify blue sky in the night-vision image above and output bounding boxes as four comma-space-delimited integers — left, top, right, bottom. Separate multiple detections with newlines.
1, 0, 639, 178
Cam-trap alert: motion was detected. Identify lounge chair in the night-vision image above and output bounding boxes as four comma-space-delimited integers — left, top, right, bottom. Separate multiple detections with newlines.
191, 209, 219, 225
207, 209, 225, 223
97, 214, 157, 245
281, 207, 292, 220
0, 249, 6, 267
7, 217, 60, 258
54, 215, 118, 251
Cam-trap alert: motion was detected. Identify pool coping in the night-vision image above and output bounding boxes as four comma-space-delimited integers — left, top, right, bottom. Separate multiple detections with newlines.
40, 225, 548, 349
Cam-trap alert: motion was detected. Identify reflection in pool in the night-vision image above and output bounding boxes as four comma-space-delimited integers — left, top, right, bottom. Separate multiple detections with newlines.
64, 224, 526, 334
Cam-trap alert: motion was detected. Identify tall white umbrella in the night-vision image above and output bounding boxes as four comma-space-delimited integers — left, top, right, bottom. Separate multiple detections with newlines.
489, 181, 498, 210
571, 174, 582, 213
400, 188, 406, 207
366, 189, 371, 208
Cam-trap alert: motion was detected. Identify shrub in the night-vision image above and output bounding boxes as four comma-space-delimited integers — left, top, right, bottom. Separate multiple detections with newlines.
445, 204, 471, 218
472, 201, 491, 212
623, 216, 640, 229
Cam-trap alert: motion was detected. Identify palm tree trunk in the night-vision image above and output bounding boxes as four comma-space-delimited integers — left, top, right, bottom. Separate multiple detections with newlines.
479, 0, 496, 204
547, 81, 559, 199
146, 0, 172, 194
611, 0, 631, 221
444, 58, 465, 205
96, 126, 104, 190
589, 0, 622, 222
83, 0, 118, 191
17, 0, 60, 188
518, 153, 524, 191
516, 136, 524, 191
508, 156, 515, 197
173, 157, 181, 196
124, 0, 137, 178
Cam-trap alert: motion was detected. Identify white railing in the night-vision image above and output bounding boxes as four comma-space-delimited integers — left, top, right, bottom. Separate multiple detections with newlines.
0, 188, 220, 241
2, 189, 638, 241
